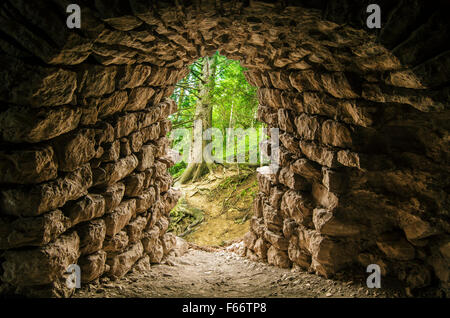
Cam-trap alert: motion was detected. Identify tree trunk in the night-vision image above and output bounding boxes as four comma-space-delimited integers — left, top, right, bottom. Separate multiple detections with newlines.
229, 100, 234, 129
174, 78, 186, 123
179, 55, 218, 184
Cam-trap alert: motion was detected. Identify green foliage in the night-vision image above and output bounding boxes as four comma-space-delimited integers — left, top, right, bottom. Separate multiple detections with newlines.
169, 52, 261, 177
169, 161, 187, 179
210, 54, 259, 132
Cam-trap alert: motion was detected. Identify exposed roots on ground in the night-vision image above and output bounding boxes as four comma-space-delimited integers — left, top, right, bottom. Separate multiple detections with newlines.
170, 166, 257, 246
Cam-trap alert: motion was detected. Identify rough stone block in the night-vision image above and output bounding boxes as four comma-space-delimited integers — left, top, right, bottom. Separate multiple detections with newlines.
283, 218, 297, 239
321, 168, 347, 193
0, 164, 92, 217
95, 89, 129, 118
92, 154, 138, 186
295, 113, 321, 141
136, 144, 155, 171
124, 87, 155, 111
103, 230, 129, 253
142, 227, 164, 263
262, 203, 283, 233
254, 237, 268, 260
123, 172, 146, 197
376, 233, 415, 261
278, 167, 310, 191
104, 199, 136, 236
243, 231, 258, 250
0, 145, 57, 184
290, 158, 322, 182
268, 186, 285, 209
312, 208, 360, 237
100, 140, 121, 163
76, 219, 106, 255
311, 183, 339, 210
264, 230, 289, 251
52, 128, 96, 172
77, 65, 117, 98
309, 233, 357, 277
106, 241, 143, 279
280, 190, 314, 226
267, 245, 291, 268
155, 173, 172, 193
114, 113, 138, 138
321, 120, 353, 148
0, 56, 77, 107
78, 250, 107, 283
0, 105, 81, 143
0, 210, 70, 249
63, 194, 106, 226
279, 133, 301, 155
161, 232, 177, 255
288, 239, 311, 269
321, 72, 359, 99
135, 187, 157, 214
126, 215, 147, 243
289, 70, 322, 92
117, 64, 152, 89
299, 141, 339, 168
1, 232, 80, 286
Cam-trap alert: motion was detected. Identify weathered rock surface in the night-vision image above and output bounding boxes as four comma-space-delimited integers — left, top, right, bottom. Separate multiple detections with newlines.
92, 154, 138, 186
1, 232, 80, 286
0, 210, 70, 249
52, 129, 97, 172
63, 194, 106, 226
106, 241, 143, 280
0, 164, 92, 217
79, 250, 107, 283
104, 199, 136, 237
0, 146, 58, 184
0, 106, 81, 143
0, 0, 449, 296
77, 219, 107, 255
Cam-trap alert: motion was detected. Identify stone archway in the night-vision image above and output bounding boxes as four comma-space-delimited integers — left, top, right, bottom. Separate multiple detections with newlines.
0, 0, 449, 297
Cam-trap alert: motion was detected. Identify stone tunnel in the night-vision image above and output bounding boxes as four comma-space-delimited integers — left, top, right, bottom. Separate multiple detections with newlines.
0, 0, 449, 297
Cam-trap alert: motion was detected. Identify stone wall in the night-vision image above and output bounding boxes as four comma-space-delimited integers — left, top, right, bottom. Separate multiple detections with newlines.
0, 60, 183, 295
0, 0, 449, 296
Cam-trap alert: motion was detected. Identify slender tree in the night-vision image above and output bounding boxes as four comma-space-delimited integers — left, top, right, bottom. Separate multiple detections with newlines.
169, 52, 260, 182
179, 54, 219, 184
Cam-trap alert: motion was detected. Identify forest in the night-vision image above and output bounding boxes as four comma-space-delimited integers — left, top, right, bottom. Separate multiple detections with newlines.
168, 51, 263, 183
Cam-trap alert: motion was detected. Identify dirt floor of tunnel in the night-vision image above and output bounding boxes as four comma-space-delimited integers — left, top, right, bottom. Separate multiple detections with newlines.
73, 246, 408, 298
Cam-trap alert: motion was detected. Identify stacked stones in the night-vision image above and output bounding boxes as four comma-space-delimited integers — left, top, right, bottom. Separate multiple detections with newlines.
244, 66, 449, 290
0, 0, 449, 295
0, 57, 183, 296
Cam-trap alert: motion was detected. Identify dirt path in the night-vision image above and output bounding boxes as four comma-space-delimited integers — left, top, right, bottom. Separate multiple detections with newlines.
74, 246, 404, 298
172, 167, 257, 246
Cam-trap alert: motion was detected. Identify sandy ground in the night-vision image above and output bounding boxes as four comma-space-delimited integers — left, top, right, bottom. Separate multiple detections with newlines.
174, 167, 257, 246
74, 246, 405, 298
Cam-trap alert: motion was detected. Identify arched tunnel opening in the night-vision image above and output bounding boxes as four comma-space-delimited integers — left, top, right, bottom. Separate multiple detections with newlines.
167, 52, 264, 247
0, 0, 448, 299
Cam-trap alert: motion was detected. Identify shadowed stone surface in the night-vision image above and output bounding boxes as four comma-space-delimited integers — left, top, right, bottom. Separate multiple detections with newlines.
0, 0, 449, 297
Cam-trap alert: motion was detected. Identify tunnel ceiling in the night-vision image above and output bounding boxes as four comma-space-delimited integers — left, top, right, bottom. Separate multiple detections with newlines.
0, 0, 449, 296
